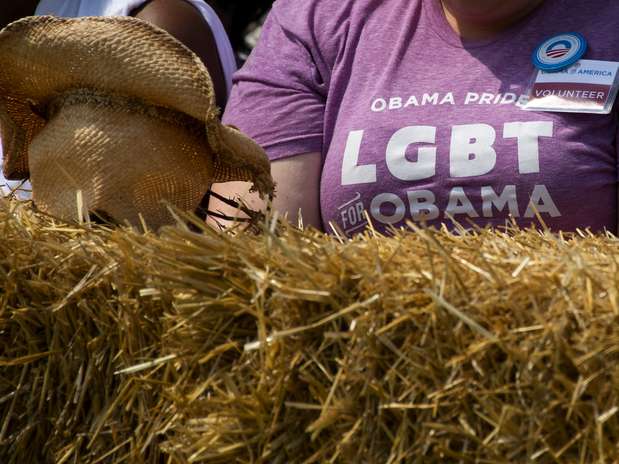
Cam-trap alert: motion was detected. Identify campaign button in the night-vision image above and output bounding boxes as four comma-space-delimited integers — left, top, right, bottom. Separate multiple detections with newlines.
532, 33, 587, 72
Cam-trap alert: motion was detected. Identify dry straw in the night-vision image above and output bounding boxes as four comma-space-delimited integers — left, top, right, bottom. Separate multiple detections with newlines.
1, 197, 619, 463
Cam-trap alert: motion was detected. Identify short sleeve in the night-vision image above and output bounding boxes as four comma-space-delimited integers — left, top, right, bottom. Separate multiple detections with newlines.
222, 3, 328, 161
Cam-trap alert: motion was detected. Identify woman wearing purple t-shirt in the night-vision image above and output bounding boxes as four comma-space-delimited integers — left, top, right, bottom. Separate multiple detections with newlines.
213, 0, 619, 235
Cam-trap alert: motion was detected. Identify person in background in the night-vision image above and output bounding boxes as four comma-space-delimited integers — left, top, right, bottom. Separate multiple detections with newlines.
213, 0, 619, 235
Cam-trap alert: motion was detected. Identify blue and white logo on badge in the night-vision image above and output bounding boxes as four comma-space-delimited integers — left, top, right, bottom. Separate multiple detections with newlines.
532, 33, 588, 72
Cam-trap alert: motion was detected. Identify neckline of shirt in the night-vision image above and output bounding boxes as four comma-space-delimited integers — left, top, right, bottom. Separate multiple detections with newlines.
423, 0, 552, 50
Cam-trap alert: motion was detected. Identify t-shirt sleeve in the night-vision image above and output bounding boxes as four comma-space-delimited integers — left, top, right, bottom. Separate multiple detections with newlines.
222, 4, 328, 161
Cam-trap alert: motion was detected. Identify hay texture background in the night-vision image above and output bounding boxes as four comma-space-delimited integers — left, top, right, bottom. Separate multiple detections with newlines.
1, 198, 619, 463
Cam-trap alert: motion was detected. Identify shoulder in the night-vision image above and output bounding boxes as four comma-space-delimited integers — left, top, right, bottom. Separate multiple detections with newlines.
269, 0, 386, 36
131, 0, 212, 31
553, 0, 619, 36
554, 0, 619, 59
266, 0, 349, 43
265, 0, 398, 68
132, 0, 229, 107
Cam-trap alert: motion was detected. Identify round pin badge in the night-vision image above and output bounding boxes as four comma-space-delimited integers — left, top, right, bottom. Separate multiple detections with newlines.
532, 32, 588, 72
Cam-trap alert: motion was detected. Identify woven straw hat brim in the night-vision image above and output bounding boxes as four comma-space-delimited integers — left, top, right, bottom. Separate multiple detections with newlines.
30, 93, 216, 229
0, 15, 274, 196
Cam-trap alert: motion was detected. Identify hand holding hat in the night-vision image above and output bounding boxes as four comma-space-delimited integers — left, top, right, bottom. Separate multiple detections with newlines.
0, 15, 274, 228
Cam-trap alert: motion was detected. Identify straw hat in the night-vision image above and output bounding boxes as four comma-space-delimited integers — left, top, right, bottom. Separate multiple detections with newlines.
0, 15, 274, 228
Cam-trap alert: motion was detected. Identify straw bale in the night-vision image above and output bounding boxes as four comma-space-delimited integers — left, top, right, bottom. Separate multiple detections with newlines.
2, 197, 619, 463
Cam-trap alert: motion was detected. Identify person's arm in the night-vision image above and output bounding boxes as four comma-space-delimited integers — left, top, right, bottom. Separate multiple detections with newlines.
208, 151, 323, 230
132, 0, 228, 109
214, 2, 330, 231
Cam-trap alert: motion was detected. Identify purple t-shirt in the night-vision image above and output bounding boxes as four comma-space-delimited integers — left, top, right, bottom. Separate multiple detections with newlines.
223, 0, 619, 235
